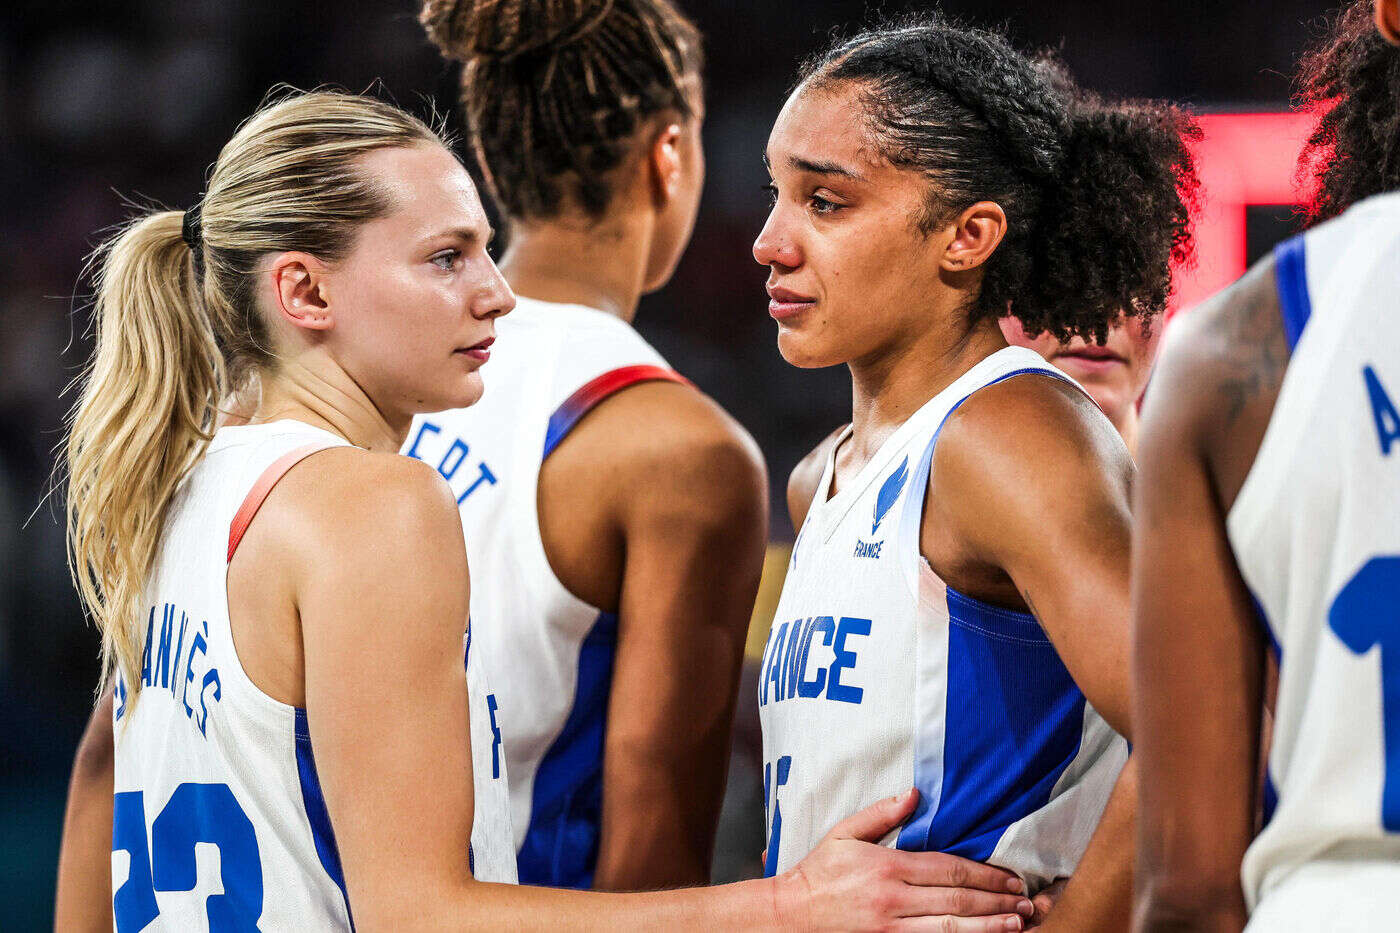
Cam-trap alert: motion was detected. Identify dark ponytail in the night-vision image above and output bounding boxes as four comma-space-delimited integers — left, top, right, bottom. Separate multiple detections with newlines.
421, 0, 702, 221
1296, 0, 1400, 226
798, 16, 1199, 344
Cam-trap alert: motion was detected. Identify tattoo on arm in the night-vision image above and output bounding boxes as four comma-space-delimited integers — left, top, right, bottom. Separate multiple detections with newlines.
1212, 274, 1288, 429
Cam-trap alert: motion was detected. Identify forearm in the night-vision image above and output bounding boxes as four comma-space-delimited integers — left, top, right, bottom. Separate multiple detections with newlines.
1134, 868, 1248, 933
378, 875, 784, 932
54, 695, 114, 932
593, 779, 719, 889
1036, 755, 1135, 933
593, 721, 735, 889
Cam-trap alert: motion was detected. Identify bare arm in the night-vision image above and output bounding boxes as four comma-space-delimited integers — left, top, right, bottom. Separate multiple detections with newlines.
54, 692, 114, 932
289, 449, 1033, 930
1131, 265, 1282, 931
593, 387, 769, 889
931, 377, 1140, 930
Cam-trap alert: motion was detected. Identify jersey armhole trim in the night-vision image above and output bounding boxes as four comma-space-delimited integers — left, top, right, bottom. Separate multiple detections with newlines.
895, 367, 1080, 601
1273, 234, 1313, 352
227, 442, 339, 563
542, 364, 692, 459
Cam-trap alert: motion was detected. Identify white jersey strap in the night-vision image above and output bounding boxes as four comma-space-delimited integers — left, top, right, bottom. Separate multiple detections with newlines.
895, 365, 1082, 598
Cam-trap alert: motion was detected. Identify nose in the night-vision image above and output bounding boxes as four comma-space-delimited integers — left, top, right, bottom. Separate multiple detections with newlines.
753, 208, 801, 272
472, 256, 516, 320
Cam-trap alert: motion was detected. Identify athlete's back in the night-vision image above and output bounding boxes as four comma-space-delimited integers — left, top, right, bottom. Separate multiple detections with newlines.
404, 297, 687, 887
112, 421, 517, 930
1226, 190, 1400, 920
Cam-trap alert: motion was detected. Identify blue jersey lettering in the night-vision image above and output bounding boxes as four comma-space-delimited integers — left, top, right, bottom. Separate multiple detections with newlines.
1364, 365, 1400, 457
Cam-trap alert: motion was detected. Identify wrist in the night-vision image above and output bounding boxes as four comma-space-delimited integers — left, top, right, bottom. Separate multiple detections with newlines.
765, 866, 811, 932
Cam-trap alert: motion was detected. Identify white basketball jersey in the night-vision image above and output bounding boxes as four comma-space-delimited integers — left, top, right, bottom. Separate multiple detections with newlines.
111, 420, 516, 932
758, 347, 1128, 893
1227, 191, 1400, 927
403, 297, 686, 887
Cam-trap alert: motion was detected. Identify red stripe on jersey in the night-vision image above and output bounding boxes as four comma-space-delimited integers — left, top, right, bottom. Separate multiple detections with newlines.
542, 364, 691, 458
227, 442, 337, 563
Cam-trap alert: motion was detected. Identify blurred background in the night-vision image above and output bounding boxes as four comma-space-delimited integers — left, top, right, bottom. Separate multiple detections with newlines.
0, 0, 1332, 925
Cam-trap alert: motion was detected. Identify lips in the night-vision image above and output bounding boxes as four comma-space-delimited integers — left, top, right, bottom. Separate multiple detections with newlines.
1059, 348, 1123, 362
455, 335, 494, 363
767, 284, 816, 321
1054, 345, 1124, 374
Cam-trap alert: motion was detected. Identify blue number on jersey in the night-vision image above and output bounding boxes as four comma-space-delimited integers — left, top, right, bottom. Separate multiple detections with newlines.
1328, 556, 1400, 830
763, 755, 792, 878
486, 693, 503, 780
113, 792, 159, 931
112, 783, 263, 931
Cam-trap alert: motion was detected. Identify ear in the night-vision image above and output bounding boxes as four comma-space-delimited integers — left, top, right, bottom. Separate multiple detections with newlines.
268, 252, 333, 332
1378, 0, 1400, 45
647, 122, 685, 206
940, 201, 1008, 273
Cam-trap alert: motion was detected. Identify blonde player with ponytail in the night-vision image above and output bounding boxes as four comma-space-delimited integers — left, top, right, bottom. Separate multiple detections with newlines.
54, 88, 1038, 931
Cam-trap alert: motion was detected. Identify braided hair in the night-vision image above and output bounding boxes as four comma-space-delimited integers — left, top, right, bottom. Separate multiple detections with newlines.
1296, 0, 1400, 226
798, 16, 1199, 344
421, 0, 702, 221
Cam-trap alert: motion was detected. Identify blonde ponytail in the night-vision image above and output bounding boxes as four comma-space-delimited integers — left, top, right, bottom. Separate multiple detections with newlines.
65, 89, 446, 705
67, 210, 222, 701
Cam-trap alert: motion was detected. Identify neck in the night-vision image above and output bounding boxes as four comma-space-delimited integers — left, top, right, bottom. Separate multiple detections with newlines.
248, 350, 404, 453
1112, 405, 1140, 457
500, 210, 653, 323
847, 313, 1009, 459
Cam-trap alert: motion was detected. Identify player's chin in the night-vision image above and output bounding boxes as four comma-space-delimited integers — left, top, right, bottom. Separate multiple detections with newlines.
452, 371, 486, 408
776, 329, 844, 369
417, 370, 485, 414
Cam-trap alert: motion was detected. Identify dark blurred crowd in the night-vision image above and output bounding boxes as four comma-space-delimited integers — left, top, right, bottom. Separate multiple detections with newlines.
0, 0, 1332, 926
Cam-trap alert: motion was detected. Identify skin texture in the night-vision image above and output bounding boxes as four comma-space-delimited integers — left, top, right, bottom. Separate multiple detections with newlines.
1130, 260, 1283, 931
52, 691, 114, 933
758, 79, 1139, 931
1378, 0, 1400, 44
55, 133, 1038, 930
999, 314, 1162, 456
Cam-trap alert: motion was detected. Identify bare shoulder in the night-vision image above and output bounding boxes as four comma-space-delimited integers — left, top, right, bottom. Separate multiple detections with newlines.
1145, 257, 1285, 445
935, 371, 1132, 500
1141, 256, 1284, 506
263, 445, 465, 560
562, 379, 769, 516
787, 425, 848, 531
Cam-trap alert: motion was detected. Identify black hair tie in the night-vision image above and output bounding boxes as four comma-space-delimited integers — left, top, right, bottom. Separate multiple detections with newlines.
182, 199, 204, 280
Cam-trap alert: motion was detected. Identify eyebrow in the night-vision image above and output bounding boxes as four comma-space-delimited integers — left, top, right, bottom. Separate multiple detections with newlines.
763, 151, 866, 182
437, 225, 494, 245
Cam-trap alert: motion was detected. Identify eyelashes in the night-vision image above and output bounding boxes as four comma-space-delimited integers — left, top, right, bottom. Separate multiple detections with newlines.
761, 183, 843, 215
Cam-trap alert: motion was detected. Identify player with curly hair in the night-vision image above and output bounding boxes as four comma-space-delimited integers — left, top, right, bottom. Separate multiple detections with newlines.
753, 16, 1197, 931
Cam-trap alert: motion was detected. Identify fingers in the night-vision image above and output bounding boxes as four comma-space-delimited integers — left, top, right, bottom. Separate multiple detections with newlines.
891, 850, 1026, 894
827, 788, 920, 843
894, 885, 1033, 921
894, 914, 1026, 932
1028, 877, 1066, 925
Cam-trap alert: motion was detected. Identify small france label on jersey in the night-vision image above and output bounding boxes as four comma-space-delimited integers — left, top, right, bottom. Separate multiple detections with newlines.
854, 456, 908, 559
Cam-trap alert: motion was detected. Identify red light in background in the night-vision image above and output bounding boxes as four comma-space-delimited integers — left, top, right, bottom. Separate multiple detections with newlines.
1170, 112, 1317, 318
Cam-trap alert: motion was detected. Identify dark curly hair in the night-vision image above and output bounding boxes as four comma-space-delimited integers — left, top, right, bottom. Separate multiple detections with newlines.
1296, 0, 1400, 226
797, 16, 1200, 344
421, 0, 702, 222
